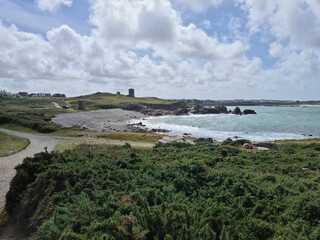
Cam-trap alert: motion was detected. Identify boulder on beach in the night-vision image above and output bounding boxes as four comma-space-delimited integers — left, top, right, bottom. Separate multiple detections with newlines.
156, 136, 185, 147
243, 143, 254, 149
232, 107, 242, 115
253, 142, 278, 150
243, 109, 257, 115
257, 147, 270, 151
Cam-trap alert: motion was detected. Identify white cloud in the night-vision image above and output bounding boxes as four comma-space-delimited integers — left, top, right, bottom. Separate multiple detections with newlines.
173, 0, 223, 12
238, 0, 320, 50
201, 20, 211, 29
36, 0, 73, 12
3, 0, 320, 99
89, 0, 246, 61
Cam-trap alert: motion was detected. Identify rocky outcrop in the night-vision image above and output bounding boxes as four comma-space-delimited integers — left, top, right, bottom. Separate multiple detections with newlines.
198, 105, 229, 114
135, 103, 257, 118
243, 109, 257, 115
232, 107, 242, 115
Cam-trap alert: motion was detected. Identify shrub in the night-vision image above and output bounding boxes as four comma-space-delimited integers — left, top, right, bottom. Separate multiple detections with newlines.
38, 124, 57, 133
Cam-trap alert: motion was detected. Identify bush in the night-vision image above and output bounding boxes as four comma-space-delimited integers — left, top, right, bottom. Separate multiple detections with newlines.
0, 114, 13, 124
6, 143, 320, 240
38, 124, 57, 133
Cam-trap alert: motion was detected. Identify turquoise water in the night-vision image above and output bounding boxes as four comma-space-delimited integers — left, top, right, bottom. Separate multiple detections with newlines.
138, 106, 320, 141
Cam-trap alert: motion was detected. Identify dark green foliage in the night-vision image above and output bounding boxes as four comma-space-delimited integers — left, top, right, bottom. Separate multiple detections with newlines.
6, 143, 320, 239
37, 124, 58, 133
222, 138, 251, 146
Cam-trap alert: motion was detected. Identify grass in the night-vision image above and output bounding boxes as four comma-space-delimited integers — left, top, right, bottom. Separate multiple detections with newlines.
0, 132, 30, 157
54, 137, 154, 152
276, 138, 320, 144
0, 124, 39, 134
99, 132, 164, 143
68, 92, 170, 105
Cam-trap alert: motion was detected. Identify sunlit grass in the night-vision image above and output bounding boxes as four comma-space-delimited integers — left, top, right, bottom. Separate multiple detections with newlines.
0, 132, 30, 157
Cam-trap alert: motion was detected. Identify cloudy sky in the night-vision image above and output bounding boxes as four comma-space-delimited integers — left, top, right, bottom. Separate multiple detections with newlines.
0, 0, 320, 100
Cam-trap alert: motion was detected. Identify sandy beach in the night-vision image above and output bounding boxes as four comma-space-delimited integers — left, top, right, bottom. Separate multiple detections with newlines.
52, 109, 147, 132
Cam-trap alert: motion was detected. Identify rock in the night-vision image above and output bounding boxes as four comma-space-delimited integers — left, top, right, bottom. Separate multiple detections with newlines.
214, 105, 229, 114
198, 105, 228, 114
253, 142, 278, 150
257, 147, 270, 151
243, 143, 253, 149
194, 138, 214, 144
156, 136, 185, 147
172, 108, 188, 115
243, 109, 257, 115
232, 107, 242, 115
185, 139, 195, 145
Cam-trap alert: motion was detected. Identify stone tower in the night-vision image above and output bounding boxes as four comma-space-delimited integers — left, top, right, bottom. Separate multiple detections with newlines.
128, 88, 135, 97
78, 101, 86, 110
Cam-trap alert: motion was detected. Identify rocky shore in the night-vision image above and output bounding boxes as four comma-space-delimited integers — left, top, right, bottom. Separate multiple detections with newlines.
139, 104, 256, 117
52, 105, 256, 134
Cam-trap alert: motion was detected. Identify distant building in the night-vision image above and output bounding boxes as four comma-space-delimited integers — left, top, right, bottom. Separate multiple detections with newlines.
0, 90, 7, 96
18, 92, 29, 98
29, 93, 52, 98
53, 93, 66, 98
117, 91, 121, 95
128, 88, 135, 97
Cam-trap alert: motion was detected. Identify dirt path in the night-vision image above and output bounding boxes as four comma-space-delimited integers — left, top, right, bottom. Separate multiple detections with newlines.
0, 129, 58, 240
52, 102, 62, 109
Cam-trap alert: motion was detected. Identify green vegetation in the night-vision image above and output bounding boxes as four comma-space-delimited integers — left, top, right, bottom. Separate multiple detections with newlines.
0, 132, 30, 157
0, 98, 65, 133
222, 138, 251, 146
99, 132, 164, 143
6, 143, 320, 239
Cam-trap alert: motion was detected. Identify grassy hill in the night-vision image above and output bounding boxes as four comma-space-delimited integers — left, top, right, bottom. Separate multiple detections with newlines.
0, 93, 177, 133
66, 92, 177, 111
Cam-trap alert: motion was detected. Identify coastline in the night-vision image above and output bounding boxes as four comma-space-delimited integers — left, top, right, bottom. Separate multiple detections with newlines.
51, 106, 320, 142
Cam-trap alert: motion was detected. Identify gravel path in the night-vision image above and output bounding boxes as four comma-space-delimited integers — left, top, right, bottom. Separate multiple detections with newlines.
52, 102, 62, 109
0, 129, 58, 240
52, 109, 146, 132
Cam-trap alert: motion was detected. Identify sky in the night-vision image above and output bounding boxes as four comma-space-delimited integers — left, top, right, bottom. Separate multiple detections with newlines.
0, 0, 320, 100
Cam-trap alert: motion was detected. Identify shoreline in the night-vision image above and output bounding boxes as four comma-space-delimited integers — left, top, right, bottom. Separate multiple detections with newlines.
52, 108, 319, 142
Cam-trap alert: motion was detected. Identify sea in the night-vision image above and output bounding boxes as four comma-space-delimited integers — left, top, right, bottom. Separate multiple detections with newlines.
132, 106, 320, 141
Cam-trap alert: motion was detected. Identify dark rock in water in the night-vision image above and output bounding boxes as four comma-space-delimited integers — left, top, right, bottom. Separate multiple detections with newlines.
198, 105, 228, 114
253, 142, 278, 150
243, 109, 257, 115
214, 105, 229, 113
232, 107, 242, 115
194, 138, 214, 143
